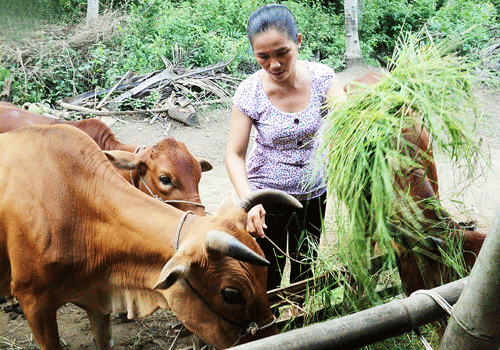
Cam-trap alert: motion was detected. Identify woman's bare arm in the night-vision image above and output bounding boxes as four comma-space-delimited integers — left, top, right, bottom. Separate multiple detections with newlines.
225, 105, 267, 237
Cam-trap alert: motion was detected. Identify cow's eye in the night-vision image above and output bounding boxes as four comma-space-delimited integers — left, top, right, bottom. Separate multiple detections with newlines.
221, 287, 247, 305
159, 176, 173, 186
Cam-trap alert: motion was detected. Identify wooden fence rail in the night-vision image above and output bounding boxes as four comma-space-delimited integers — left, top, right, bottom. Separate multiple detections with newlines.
268, 254, 403, 329
233, 278, 468, 350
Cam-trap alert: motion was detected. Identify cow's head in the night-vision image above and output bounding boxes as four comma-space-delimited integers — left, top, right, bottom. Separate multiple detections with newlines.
153, 190, 301, 349
392, 223, 485, 296
104, 137, 212, 215
343, 71, 383, 93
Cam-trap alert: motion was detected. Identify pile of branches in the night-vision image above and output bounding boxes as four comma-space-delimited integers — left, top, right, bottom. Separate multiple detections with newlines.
2, 8, 241, 126
57, 57, 241, 125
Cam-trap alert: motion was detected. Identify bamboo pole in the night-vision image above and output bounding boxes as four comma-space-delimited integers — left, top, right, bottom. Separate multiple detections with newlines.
232, 278, 468, 350
438, 205, 500, 350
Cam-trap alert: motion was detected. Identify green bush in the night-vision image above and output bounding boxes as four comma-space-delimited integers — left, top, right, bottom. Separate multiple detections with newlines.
492, 0, 500, 18
361, 0, 439, 58
110, 0, 264, 74
0, 0, 65, 21
427, 0, 497, 57
285, 1, 345, 69
1, 0, 497, 104
93, 0, 346, 82
358, 0, 497, 64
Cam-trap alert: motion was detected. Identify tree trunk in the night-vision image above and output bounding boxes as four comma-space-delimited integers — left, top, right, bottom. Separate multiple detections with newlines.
87, 0, 99, 25
344, 0, 365, 68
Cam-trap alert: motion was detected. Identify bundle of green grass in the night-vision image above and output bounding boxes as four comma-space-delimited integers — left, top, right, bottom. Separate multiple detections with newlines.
318, 29, 485, 306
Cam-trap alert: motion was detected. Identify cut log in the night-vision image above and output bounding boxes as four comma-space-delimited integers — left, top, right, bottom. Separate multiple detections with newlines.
167, 105, 197, 126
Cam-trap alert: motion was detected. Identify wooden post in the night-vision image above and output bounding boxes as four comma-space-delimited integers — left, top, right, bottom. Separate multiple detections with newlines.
438, 205, 500, 350
344, 0, 365, 67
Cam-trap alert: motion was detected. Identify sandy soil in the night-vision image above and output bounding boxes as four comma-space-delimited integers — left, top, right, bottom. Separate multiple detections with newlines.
1, 66, 499, 349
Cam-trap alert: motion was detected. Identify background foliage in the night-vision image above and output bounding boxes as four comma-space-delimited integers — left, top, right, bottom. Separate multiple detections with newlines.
0, 0, 498, 104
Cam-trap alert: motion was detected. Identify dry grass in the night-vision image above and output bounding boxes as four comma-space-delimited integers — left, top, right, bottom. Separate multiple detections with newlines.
1, 8, 126, 62
0, 335, 38, 350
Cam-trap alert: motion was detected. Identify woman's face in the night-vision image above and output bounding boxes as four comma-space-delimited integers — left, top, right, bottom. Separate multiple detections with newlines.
251, 28, 301, 83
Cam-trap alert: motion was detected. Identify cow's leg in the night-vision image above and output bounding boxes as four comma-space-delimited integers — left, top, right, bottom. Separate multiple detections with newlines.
14, 293, 64, 350
85, 308, 113, 350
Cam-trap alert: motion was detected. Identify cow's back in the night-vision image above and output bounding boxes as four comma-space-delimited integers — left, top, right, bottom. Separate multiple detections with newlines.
64, 118, 134, 152
0, 102, 59, 132
0, 124, 125, 223
0, 123, 106, 187
0, 125, 121, 296
0, 102, 132, 151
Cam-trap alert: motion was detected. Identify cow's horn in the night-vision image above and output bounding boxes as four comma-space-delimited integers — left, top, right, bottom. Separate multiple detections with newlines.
205, 230, 269, 266
237, 189, 302, 213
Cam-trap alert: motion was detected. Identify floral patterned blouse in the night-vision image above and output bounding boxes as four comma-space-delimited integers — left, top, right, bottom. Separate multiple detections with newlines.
233, 61, 336, 201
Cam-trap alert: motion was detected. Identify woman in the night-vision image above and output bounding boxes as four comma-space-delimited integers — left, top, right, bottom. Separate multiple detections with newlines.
225, 4, 346, 291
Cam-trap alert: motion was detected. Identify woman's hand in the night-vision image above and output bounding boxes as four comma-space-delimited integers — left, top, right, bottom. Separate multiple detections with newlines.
246, 204, 267, 238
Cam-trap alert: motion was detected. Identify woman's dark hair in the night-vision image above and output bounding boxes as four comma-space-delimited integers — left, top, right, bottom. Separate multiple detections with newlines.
247, 4, 298, 47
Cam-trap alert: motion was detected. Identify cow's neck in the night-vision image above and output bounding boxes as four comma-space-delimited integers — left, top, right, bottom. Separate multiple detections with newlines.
94, 132, 136, 152
67, 119, 137, 152
87, 177, 188, 289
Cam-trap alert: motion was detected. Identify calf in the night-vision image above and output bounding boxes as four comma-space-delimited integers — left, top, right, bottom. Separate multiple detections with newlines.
0, 102, 211, 215
397, 227, 485, 296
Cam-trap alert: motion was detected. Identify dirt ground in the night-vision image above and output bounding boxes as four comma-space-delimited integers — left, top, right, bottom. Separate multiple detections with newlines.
1, 66, 500, 349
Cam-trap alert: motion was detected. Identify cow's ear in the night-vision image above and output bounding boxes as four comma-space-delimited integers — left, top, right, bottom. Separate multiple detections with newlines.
154, 257, 191, 290
104, 150, 139, 170
135, 160, 149, 176
424, 236, 445, 251
196, 157, 213, 172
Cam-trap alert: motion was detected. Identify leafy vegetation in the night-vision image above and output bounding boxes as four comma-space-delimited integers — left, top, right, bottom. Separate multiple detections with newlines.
1, 0, 497, 104
361, 0, 441, 59
428, 0, 497, 56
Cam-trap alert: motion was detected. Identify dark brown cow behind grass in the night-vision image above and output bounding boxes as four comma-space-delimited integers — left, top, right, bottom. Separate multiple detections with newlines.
343, 72, 486, 296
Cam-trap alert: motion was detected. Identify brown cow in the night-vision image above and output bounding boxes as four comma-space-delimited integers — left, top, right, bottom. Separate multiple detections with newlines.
343, 72, 486, 295
0, 124, 302, 349
396, 227, 485, 296
343, 72, 442, 225
0, 102, 212, 215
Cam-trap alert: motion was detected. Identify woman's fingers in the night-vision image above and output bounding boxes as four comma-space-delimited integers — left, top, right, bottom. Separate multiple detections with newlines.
247, 204, 267, 238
